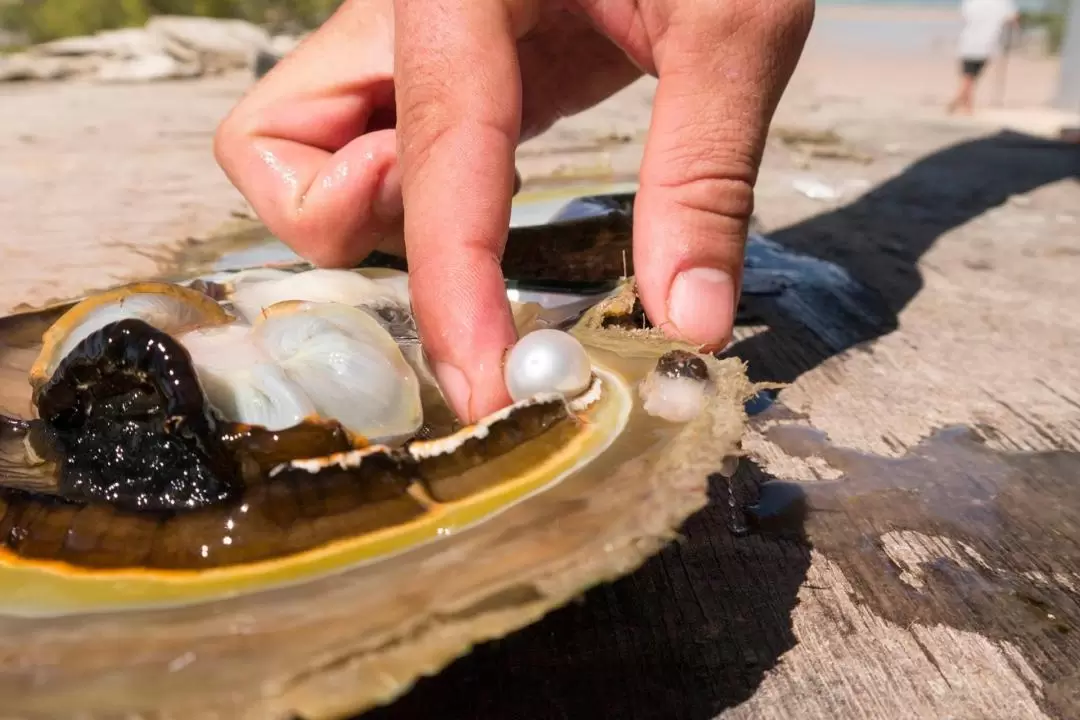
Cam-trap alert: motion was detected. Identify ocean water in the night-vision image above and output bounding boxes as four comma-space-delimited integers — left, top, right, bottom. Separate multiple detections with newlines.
818, 0, 1052, 7
809, 0, 1057, 54
808, 3, 959, 54
817, 0, 959, 4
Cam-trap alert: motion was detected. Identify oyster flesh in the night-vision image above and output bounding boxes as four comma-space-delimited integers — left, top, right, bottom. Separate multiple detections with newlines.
0, 194, 755, 720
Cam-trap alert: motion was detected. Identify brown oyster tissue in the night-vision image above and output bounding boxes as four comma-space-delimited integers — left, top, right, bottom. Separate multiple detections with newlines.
0, 200, 754, 719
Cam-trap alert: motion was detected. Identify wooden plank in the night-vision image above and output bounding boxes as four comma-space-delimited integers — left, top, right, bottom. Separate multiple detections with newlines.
1, 51, 1077, 719
365, 129, 1080, 720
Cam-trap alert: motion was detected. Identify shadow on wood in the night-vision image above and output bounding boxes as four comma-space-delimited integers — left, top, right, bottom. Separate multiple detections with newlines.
359, 130, 1079, 720
363, 461, 808, 720
728, 130, 1080, 387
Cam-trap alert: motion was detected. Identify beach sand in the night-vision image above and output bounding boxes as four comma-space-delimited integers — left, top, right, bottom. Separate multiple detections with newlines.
0, 4, 1070, 314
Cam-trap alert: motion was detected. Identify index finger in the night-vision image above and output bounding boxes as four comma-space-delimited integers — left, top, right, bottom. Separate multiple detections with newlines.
394, 0, 526, 422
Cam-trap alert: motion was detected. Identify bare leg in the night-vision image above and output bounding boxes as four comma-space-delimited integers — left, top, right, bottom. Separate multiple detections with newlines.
948, 74, 976, 115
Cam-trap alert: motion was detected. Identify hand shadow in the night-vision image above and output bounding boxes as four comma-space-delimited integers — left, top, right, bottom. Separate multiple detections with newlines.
361, 461, 808, 720
730, 130, 1079, 387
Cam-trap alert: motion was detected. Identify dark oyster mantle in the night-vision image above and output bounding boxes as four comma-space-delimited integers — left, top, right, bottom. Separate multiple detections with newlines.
0, 193, 757, 720
32, 318, 238, 511
0, 316, 609, 571
654, 349, 711, 382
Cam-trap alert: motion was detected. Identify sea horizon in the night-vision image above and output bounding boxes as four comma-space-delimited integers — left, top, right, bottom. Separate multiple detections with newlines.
817, 0, 1055, 9
807, 0, 1063, 56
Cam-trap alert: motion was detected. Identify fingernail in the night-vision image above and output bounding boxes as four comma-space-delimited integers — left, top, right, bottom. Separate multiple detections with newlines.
373, 163, 403, 224
433, 361, 472, 421
667, 267, 736, 349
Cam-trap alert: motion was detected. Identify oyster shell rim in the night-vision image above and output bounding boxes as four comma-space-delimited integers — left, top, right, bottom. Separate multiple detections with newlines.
0, 370, 623, 605
0, 190, 758, 719
0, 349, 755, 720
28, 281, 233, 390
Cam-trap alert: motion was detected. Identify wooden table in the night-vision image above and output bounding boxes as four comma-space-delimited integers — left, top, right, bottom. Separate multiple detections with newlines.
361, 129, 1080, 720
3, 71, 1078, 717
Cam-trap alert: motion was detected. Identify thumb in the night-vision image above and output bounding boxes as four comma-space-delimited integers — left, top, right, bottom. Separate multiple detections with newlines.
633, 0, 813, 350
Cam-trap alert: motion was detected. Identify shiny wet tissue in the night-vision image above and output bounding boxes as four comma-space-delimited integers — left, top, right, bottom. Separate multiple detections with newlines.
0, 194, 755, 720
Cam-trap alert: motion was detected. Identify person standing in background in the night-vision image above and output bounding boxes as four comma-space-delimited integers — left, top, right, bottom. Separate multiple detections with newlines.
949, 0, 1020, 114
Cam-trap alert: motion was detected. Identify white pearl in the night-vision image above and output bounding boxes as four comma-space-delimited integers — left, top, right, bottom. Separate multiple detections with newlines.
504, 329, 593, 402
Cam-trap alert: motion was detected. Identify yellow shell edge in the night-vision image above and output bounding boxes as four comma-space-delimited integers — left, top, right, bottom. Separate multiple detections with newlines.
28, 282, 232, 388
0, 365, 631, 617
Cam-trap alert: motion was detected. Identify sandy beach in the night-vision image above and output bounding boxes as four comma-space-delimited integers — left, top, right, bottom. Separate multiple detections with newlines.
0, 4, 1070, 314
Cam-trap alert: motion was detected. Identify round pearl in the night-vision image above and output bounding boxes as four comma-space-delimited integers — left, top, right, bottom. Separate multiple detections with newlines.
504, 329, 593, 402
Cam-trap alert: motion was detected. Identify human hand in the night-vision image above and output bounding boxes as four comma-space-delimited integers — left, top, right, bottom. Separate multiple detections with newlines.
214, 0, 814, 423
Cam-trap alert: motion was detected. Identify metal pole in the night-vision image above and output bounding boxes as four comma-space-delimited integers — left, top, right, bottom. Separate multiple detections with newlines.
1055, 0, 1080, 109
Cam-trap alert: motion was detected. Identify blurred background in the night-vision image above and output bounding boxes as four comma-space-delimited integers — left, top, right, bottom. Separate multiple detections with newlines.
0, 0, 1076, 311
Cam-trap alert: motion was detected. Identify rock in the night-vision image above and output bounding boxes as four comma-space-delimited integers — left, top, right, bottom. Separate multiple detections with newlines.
0, 53, 92, 82
146, 16, 271, 73
95, 52, 201, 83
35, 28, 197, 63
0, 16, 280, 83
35, 34, 121, 57
791, 175, 840, 201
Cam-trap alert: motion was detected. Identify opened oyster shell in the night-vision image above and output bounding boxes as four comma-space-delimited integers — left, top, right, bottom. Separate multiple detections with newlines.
0, 193, 755, 719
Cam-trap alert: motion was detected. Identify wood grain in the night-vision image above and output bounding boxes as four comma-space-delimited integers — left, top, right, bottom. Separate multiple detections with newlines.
363, 131, 1080, 720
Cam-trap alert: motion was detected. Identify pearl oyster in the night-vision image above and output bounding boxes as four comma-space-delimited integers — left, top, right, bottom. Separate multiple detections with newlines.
0, 193, 754, 719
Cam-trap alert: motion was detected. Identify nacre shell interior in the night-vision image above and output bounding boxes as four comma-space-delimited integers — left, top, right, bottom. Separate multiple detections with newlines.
0, 194, 755, 720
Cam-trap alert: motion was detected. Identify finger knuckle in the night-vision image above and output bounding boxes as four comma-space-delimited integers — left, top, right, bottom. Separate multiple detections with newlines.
652, 132, 758, 221
698, 0, 813, 30
396, 53, 457, 150
671, 174, 755, 226
672, 0, 813, 56
396, 71, 517, 184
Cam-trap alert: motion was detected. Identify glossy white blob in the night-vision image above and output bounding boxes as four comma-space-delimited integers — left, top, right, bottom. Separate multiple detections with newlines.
196, 364, 318, 431
230, 269, 410, 324
180, 324, 316, 430
638, 373, 707, 423
49, 292, 219, 379
179, 323, 261, 368
504, 329, 593, 403
253, 302, 422, 441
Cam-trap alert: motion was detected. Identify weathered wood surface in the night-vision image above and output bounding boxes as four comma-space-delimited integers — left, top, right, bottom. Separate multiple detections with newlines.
3, 65, 1079, 718
361, 131, 1080, 720
0, 203, 767, 720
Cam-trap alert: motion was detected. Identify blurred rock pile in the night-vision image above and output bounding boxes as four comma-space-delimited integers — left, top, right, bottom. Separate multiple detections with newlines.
0, 16, 300, 83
